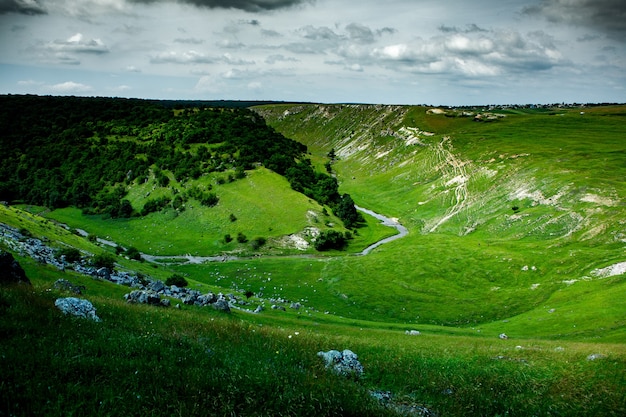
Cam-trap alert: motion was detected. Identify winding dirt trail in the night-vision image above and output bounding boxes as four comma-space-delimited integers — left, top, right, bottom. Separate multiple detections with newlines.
141, 205, 408, 264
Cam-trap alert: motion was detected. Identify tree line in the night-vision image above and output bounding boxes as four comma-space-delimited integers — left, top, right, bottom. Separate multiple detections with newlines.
0, 95, 360, 229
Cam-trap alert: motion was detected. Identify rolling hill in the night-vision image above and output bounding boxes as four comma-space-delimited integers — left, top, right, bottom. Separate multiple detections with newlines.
1, 97, 625, 416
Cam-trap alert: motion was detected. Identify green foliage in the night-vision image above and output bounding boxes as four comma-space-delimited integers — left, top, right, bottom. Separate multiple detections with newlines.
0, 95, 308, 212
333, 194, 363, 229
250, 237, 266, 250
223, 233, 233, 243
90, 252, 116, 270
237, 232, 248, 243
314, 230, 348, 251
125, 246, 142, 261
56, 247, 81, 263
229, 213, 237, 222
165, 273, 188, 287
141, 196, 171, 216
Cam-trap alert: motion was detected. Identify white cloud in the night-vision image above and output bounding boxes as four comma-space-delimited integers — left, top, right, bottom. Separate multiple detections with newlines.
48, 81, 93, 93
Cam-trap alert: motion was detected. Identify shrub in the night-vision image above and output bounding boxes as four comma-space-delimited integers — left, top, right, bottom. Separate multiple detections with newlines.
125, 246, 142, 261
165, 274, 188, 288
237, 232, 248, 243
91, 253, 116, 270
250, 237, 266, 250
224, 234, 233, 243
314, 230, 347, 251
229, 213, 237, 222
57, 247, 81, 263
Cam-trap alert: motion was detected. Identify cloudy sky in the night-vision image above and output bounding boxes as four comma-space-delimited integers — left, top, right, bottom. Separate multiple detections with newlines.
1, 0, 625, 105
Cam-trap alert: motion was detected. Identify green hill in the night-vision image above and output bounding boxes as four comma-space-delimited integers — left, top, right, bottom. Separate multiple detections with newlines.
1, 97, 625, 416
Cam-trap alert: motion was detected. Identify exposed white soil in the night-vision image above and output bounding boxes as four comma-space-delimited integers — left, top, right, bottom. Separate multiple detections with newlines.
590, 261, 626, 278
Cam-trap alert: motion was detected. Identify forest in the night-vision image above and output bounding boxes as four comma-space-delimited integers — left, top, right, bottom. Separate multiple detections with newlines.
0, 95, 357, 227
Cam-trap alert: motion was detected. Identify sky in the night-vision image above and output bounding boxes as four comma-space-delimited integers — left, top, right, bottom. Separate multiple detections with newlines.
0, 0, 625, 105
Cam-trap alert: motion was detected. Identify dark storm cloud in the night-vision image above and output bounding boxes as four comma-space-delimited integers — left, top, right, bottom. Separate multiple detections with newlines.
523, 0, 626, 40
130, 0, 313, 12
0, 0, 46, 15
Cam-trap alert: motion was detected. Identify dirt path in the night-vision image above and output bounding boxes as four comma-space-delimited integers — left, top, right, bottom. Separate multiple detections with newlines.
141, 205, 408, 264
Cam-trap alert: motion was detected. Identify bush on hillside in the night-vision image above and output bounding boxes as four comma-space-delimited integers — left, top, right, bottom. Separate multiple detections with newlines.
90, 253, 116, 270
165, 274, 188, 288
314, 230, 348, 251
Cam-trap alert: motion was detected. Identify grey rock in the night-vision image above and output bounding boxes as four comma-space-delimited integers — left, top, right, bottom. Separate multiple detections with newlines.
254, 305, 264, 313
148, 280, 166, 293
55, 297, 101, 322
96, 267, 111, 280
124, 290, 162, 306
587, 353, 607, 361
405, 330, 421, 336
317, 349, 364, 379
212, 298, 231, 313
53, 279, 85, 295
290, 302, 301, 310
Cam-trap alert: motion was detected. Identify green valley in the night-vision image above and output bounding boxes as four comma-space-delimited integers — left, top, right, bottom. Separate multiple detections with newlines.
1, 96, 625, 416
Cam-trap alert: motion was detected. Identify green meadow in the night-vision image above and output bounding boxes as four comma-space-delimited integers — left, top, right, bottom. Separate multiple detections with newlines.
2, 102, 625, 416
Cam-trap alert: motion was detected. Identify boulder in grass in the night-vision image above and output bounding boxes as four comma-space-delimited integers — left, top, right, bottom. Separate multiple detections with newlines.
55, 297, 101, 322
317, 349, 364, 379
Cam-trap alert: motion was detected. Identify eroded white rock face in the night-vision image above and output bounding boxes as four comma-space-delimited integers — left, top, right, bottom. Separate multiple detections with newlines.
55, 297, 101, 322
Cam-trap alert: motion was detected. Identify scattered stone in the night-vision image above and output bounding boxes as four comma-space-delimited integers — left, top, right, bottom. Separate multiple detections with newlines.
289, 302, 301, 310
587, 353, 607, 361
124, 290, 163, 306
405, 330, 421, 336
0, 250, 31, 285
370, 390, 392, 404
52, 279, 85, 295
254, 305, 264, 313
499, 333, 508, 340
317, 349, 364, 379
148, 280, 166, 293
96, 267, 111, 280
212, 298, 231, 313
160, 298, 171, 307
271, 304, 286, 311
55, 297, 101, 322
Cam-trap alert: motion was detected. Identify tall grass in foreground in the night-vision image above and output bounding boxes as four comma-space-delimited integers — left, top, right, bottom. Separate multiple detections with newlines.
1, 273, 624, 417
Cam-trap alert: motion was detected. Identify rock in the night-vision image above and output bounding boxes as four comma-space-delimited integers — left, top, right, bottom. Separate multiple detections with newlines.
160, 298, 171, 307
271, 304, 286, 311
0, 250, 31, 285
317, 349, 364, 379
55, 297, 101, 322
212, 298, 231, 313
370, 390, 392, 404
195, 293, 217, 306
254, 305, 264, 313
96, 267, 111, 280
290, 302, 301, 310
405, 330, 420, 336
124, 290, 163, 306
499, 333, 508, 340
53, 279, 85, 295
587, 353, 607, 361
148, 280, 166, 293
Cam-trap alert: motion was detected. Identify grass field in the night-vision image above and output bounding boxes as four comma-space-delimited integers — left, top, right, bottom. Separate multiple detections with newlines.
1, 103, 625, 416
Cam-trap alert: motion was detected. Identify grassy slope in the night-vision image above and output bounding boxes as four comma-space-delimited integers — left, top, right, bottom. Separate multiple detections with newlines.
44, 167, 389, 256
1, 166, 625, 416
255, 104, 626, 342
